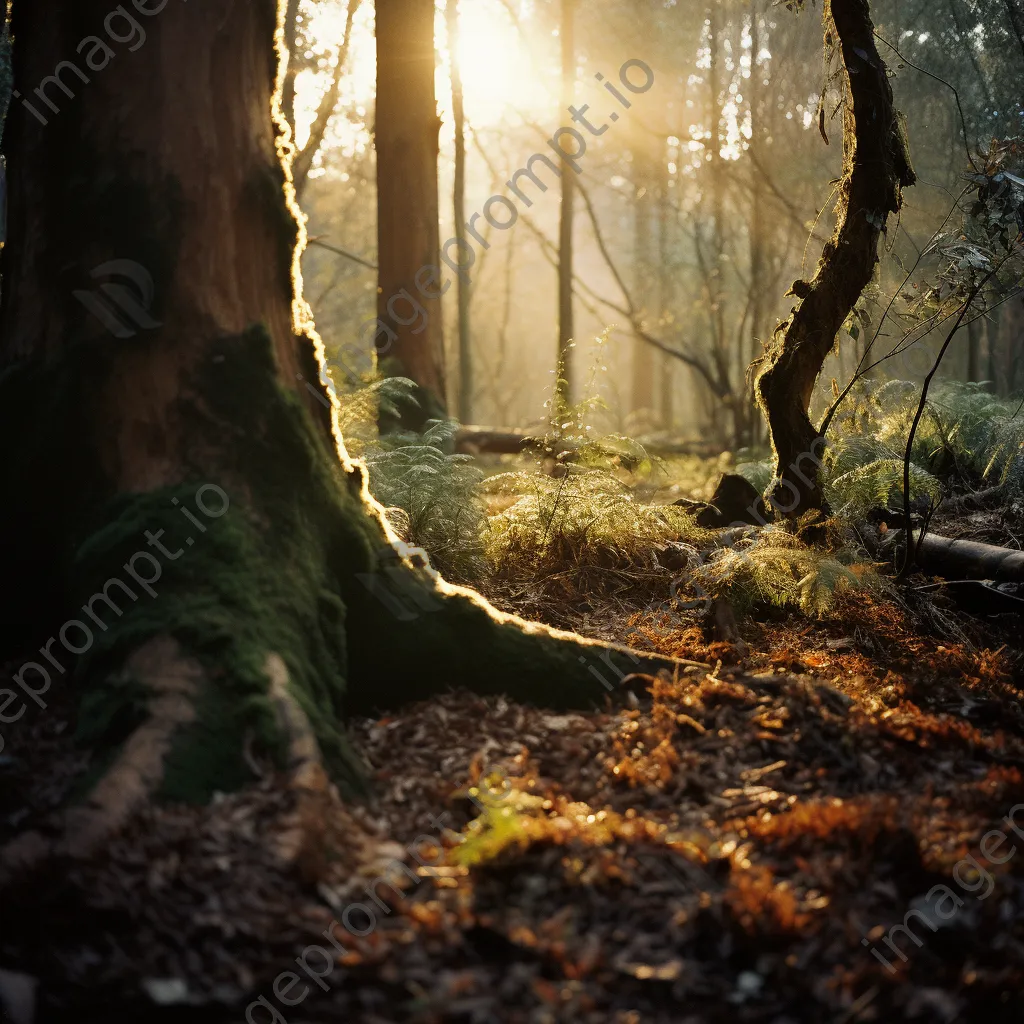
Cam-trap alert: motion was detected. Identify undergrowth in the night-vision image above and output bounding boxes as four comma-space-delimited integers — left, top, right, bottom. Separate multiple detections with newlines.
327, 343, 1023, 628
691, 524, 884, 617
823, 379, 1024, 518
340, 376, 487, 583
336, 361, 894, 622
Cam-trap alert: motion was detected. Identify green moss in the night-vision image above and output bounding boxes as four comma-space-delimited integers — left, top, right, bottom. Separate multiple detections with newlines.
59, 326, 380, 802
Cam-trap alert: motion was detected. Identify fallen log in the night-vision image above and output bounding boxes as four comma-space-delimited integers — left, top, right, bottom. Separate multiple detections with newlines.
910, 531, 1024, 583
455, 426, 722, 459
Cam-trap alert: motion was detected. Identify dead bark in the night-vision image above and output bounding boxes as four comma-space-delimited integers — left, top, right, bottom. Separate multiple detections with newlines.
753, 0, 915, 517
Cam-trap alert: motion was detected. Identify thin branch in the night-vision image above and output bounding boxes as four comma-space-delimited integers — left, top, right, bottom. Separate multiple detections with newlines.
873, 29, 979, 173
818, 187, 969, 436
470, 134, 723, 389
306, 236, 378, 270
293, 0, 361, 195
745, 147, 831, 249
574, 170, 730, 395
899, 259, 1010, 577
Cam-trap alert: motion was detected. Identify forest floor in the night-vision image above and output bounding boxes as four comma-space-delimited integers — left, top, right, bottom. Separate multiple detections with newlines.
2, 458, 1024, 1023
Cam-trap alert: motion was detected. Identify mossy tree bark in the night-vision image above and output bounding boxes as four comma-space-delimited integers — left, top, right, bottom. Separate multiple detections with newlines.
0, 0, 671, 867
753, 0, 915, 517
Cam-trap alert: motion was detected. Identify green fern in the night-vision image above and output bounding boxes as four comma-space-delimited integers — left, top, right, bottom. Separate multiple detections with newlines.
482, 466, 710, 595
692, 527, 877, 617
827, 458, 941, 519
824, 378, 1024, 513
362, 418, 486, 583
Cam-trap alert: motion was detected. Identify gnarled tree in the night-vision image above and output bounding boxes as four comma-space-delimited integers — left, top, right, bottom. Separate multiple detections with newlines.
754, 0, 915, 516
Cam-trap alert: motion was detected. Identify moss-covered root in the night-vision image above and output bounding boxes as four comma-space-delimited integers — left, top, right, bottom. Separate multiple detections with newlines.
341, 557, 688, 716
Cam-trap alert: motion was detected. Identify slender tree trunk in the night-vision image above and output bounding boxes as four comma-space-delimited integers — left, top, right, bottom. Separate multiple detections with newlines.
446, 0, 472, 424
0, 0, 670, 873
631, 145, 656, 420
555, 0, 576, 418
657, 148, 673, 431
747, 0, 767, 446
754, 0, 915, 518
966, 317, 980, 381
707, 5, 729, 419
375, 0, 447, 430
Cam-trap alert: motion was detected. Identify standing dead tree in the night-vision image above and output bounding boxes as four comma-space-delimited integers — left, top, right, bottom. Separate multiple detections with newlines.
753, 0, 915, 516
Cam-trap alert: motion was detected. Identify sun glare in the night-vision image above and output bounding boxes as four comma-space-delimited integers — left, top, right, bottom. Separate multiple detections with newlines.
293, 0, 552, 164
446, 2, 550, 127
293, 0, 376, 156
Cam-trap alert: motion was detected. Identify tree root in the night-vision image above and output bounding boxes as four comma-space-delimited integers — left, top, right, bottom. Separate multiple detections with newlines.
341, 553, 693, 717
0, 642, 357, 889
0, 634, 201, 884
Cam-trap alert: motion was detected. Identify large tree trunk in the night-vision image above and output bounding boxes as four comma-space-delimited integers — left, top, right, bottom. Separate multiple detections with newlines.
753, 0, 915, 517
0, 0, 673, 875
374, 0, 447, 430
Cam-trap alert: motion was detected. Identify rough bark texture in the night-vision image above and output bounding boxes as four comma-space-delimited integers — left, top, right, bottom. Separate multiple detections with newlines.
0, 0, 679, 854
374, 0, 447, 430
0, 0, 320, 630
754, 0, 915, 516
